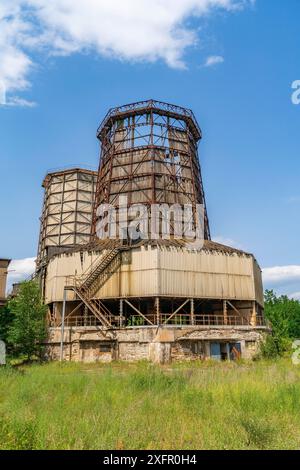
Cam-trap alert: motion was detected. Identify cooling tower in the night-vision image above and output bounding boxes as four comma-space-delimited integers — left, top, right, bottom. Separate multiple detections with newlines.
38, 101, 268, 363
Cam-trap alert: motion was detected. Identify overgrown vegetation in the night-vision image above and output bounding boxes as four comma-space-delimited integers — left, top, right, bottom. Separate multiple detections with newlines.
1, 281, 47, 361
0, 360, 299, 450
0, 287, 299, 449
262, 290, 300, 358
0, 305, 14, 354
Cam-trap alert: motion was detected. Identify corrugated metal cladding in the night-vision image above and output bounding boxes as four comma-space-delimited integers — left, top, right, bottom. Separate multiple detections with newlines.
37, 168, 97, 268
45, 245, 263, 306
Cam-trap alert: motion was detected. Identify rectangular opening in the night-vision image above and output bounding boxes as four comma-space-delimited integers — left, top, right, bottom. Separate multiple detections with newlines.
210, 342, 242, 361
99, 343, 112, 353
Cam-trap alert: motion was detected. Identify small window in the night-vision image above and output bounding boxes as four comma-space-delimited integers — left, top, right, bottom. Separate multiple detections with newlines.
99, 343, 111, 353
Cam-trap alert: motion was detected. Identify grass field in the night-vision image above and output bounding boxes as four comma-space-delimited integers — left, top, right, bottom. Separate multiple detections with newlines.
0, 359, 299, 450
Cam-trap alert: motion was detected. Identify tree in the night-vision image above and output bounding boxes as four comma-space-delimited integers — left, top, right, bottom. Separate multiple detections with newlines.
0, 305, 14, 345
8, 281, 48, 360
263, 290, 300, 356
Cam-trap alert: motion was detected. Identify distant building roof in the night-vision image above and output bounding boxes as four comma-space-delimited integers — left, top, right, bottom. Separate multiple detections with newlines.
0, 259, 11, 266
42, 167, 97, 188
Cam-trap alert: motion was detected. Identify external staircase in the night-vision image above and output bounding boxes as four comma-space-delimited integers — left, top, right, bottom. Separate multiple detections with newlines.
65, 247, 124, 328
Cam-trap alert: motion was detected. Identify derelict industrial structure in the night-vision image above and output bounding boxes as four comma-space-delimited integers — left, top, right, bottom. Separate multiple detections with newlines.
37, 100, 268, 363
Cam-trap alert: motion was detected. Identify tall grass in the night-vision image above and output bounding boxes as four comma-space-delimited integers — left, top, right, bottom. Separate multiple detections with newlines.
0, 359, 299, 450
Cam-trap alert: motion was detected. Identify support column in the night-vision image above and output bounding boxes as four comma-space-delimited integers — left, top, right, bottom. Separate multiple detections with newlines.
119, 299, 124, 328
60, 289, 67, 362
155, 297, 160, 326
83, 305, 88, 326
190, 299, 195, 326
226, 343, 231, 361
53, 302, 58, 326
223, 300, 228, 326
251, 301, 257, 327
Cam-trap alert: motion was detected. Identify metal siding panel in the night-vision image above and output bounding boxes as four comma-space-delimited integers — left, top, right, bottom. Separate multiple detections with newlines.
45, 247, 262, 304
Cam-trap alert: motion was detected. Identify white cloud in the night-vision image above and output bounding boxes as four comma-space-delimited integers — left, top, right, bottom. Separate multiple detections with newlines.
289, 292, 300, 301
0, 0, 253, 104
7, 257, 36, 292
204, 55, 224, 67
0, 1, 33, 98
262, 265, 300, 300
262, 266, 300, 285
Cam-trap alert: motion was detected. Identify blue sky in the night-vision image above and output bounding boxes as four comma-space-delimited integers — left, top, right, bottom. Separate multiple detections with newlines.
1, 0, 300, 296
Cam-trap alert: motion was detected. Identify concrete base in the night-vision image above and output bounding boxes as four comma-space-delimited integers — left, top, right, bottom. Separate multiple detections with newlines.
46, 325, 270, 363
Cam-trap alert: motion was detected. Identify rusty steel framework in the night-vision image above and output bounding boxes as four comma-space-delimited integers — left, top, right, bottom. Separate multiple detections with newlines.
37, 168, 97, 269
91, 99, 210, 240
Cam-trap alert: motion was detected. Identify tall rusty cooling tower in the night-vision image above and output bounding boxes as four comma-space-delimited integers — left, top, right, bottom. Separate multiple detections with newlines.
92, 100, 210, 241
43, 100, 266, 362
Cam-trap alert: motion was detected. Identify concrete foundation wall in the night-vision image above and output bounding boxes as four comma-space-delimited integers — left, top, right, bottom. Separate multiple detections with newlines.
46, 326, 268, 364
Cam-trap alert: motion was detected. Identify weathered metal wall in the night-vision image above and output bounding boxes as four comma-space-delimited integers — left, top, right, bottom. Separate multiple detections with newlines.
252, 257, 264, 307
158, 247, 257, 300
44, 246, 263, 306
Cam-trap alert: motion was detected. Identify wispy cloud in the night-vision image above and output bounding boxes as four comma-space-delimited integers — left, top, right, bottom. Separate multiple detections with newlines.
1, 96, 37, 108
286, 196, 300, 204
262, 265, 300, 285
212, 235, 244, 250
204, 55, 224, 67
7, 257, 36, 292
0, 0, 253, 104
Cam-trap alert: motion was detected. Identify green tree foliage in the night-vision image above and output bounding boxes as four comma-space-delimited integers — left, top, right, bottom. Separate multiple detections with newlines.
262, 290, 300, 357
8, 281, 47, 360
264, 290, 300, 338
0, 305, 14, 345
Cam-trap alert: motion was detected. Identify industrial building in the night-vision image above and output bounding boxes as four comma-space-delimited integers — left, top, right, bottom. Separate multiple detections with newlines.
38, 100, 268, 363
0, 259, 11, 307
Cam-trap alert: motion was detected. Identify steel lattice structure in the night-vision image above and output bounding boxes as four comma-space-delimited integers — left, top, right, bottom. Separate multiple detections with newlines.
92, 99, 210, 240
37, 168, 98, 269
